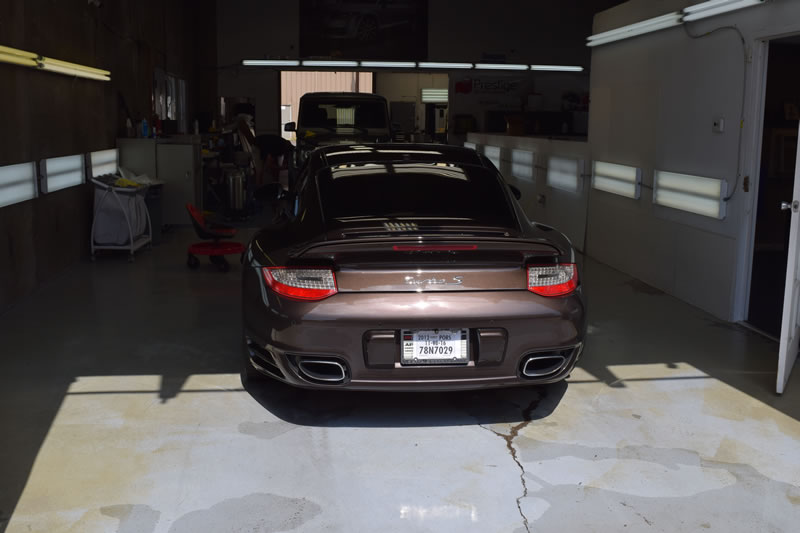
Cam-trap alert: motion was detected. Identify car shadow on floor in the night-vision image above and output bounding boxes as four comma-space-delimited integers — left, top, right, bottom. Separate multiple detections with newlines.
244, 377, 568, 428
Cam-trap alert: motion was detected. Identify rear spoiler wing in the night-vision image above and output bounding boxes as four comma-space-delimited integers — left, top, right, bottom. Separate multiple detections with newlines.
291, 236, 563, 259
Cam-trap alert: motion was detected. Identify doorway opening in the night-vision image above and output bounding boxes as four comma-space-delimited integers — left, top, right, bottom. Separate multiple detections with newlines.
747, 36, 800, 338
374, 72, 449, 142
279, 71, 374, 144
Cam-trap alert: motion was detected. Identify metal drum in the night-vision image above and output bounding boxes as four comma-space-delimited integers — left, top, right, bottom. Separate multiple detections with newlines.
226, 168, 246, 211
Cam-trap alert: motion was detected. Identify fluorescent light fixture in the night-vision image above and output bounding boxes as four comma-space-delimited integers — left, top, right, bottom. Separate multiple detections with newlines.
421, 88, 448, 103
41, 154, 84, 194
547, 156, 582, 193
683, 0, 765, 21
0, 45, 110, 80
40, 56, 110, 77
242, 59, 300, 67
0, 45, 38, 67
361, 61, 417, 68
592, 161, 642, 199
474, 63, 529, 71
530, 65, 584, 72
0, 51, 37, 67
653, 170, 727, 219
587, 12, 683, 47
39, 62, 111, 81
512, 149, 535, 181
0, 161, 37, 208
301, 60, 359, 68
418, 62, 473, 69
90, 148, 118, 178
483, 146, 502, 169
464, 142, 477, 150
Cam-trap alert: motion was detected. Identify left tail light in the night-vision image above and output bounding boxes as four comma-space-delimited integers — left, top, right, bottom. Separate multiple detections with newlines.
262, 267, 338, 301
527, 264, 578, 297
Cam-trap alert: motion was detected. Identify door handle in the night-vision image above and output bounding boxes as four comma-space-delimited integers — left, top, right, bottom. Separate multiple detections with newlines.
781, 201, 799, 212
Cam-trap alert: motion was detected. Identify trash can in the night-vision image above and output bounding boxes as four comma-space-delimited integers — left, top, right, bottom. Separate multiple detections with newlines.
226, 169, 246, 211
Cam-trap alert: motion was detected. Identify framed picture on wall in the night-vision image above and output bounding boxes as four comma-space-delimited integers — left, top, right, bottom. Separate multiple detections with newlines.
299, 0, 428, 60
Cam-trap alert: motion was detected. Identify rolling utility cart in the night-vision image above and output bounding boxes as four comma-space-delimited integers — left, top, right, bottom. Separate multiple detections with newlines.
90, 176, 152, 261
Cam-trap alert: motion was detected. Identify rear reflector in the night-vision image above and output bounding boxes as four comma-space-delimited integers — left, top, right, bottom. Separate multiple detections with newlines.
262, 267, 338, 301
527, 264, 578, 297
393, 245, 478, 251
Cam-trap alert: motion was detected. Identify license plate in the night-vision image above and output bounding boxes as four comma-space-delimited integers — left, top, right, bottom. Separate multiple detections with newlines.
401, 329, 468, 365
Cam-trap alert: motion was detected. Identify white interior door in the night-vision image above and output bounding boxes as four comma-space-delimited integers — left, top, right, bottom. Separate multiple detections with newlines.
777, 120, 800, 394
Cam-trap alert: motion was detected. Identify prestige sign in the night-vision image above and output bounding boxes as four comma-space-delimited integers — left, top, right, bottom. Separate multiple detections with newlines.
455, 78, 521, 94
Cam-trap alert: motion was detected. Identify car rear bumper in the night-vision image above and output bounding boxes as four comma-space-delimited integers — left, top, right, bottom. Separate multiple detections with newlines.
243, 269, 586, 391
245, 339, 583, 391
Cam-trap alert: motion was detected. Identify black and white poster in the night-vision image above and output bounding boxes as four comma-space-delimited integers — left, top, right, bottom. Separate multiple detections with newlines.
300, 0, 428, 60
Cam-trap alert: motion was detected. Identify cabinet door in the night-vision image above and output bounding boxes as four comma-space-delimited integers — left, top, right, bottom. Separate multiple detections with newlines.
118, 139, 157, 178
156, 144, 197, 225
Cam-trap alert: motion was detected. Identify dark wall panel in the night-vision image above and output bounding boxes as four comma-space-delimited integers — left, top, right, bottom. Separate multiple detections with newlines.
0, 0, 217, 311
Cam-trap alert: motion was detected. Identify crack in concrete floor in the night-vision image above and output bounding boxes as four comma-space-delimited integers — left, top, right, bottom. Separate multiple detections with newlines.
477, 394, 543, 533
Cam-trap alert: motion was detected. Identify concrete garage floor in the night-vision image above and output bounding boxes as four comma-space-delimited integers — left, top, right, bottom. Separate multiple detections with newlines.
1, 228, 800, 532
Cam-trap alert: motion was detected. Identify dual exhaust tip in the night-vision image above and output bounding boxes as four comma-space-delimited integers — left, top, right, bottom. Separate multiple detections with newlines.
297, 358, 348, 384
299, 355, 567, 382
262, 346, 568, 384
301, 354, 567, 382
520, 353, 568, 378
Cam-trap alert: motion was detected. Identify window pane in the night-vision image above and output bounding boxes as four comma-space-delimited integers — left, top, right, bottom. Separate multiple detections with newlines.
317, 163, 516, 228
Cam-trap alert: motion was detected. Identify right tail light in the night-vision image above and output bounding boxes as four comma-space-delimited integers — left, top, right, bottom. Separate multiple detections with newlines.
527, 264, 578, 297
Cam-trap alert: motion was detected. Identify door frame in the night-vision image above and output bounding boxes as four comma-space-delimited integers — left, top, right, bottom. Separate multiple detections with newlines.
733, 26, 800, 323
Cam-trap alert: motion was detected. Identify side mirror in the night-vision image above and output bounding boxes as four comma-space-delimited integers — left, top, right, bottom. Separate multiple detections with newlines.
254, 182, 284, 203
509, 184, 522, 201
284, 122, 296, 132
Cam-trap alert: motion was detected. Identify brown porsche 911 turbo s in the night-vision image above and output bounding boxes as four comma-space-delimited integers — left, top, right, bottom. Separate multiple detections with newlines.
242, 144, 586, 390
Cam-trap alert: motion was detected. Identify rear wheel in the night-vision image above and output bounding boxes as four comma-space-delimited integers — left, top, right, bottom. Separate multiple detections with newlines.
187, 254, 200, 269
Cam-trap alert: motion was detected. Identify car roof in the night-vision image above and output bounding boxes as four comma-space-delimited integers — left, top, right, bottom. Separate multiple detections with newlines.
300, 92, 387, 101
316, 143, 487, 168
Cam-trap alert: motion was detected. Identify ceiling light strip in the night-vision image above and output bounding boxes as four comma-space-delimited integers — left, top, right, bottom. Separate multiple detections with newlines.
587, 12, 683, 47
361, 61, 417, 68
242, 59, 300, 67
418, 62, 474, 69
474, 63, 529, 70
531, 65, 584, 72
301, 60, 359, 67
682, 0, 765, 21
241, 59, 588, 72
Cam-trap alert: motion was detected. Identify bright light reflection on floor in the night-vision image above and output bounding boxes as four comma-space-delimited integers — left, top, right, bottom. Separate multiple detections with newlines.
399, 504, 479, 522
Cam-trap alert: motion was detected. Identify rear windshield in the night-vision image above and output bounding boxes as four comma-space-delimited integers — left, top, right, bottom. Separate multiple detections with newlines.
299, 100, 388, 130
316, 163, 518, 228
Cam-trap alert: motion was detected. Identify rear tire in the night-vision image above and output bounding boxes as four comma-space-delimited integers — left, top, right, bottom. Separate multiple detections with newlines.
187, 254, 200, 269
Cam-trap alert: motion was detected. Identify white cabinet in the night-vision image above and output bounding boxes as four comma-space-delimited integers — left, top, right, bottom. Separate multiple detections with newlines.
117, 138, 202, 225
